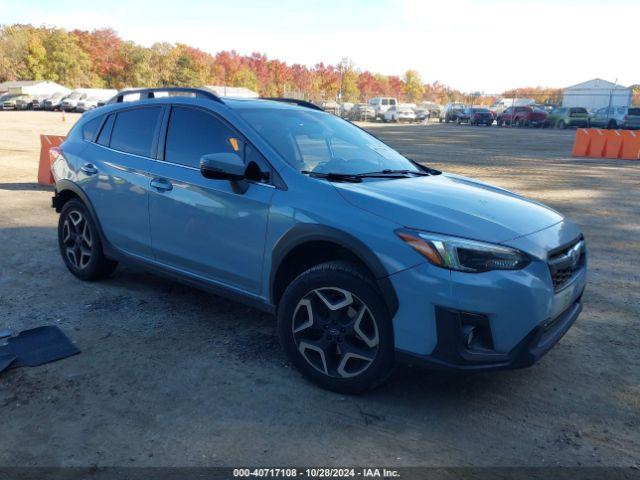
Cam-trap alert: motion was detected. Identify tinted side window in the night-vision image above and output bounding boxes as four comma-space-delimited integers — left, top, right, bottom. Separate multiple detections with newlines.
83, 117, 103, 142
97, 114, 115, 146
110, 107, 162, 157
165, 106, 238, 168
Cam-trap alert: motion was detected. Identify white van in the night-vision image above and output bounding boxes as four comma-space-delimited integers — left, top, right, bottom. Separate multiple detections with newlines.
368, 97, 398, 121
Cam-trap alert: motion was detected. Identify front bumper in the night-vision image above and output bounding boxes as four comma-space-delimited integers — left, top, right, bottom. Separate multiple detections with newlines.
397, 295, 582, 371
387, 222, 586, 371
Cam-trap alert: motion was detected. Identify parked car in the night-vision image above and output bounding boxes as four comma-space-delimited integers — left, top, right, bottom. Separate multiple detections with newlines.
2, 94, 30, 111
44, 92, 69, 111
384, 104, 417, 123
17, 95, 37, 110
348, 103, 376, 122
544, 107, 589, 129
458, 107, 493, 126
489, 98, 536, 117
318, 100, 340, 116
414, 102, 440, 122
339, 102, 354, 119
0, 93, 19, 110
439, 102, 466, 123
497, 106, 547, 127
76, 96, 103, 112
61, 91, 88, 111
368, 97, 397, 121
588, 106, 640, 130
30, 94, 51, 110
51, 87, 587, 393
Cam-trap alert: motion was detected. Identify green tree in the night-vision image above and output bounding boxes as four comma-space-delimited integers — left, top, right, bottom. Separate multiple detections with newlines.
403, 69, 423, 103
43, 28, 95, 87
119, 41, 155, 88
25, 36, 47, 80
230, 65, 259, 92
0, 25, 34, 81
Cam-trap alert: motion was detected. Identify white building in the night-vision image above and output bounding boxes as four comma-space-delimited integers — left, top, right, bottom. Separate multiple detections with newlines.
0, 80, 70, 96
204, 85, 259, 98
562, 78, 631, 110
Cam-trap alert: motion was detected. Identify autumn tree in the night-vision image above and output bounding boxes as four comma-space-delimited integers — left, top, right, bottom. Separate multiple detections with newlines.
403, 69, 423, 103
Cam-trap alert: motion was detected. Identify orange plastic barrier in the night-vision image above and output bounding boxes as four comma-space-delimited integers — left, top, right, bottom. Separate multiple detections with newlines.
621, 130, 640, 160
38, 135, 65, 185
571, 129, 591, 157
572, 128, 640, 160
587, 129, 607, 158
604, 130, 625, 159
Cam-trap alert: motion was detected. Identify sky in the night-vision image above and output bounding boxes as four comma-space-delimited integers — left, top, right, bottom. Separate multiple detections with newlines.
1, 0, 638, 92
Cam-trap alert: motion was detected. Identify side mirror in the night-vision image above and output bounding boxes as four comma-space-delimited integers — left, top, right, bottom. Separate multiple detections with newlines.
200, 153, 246, 181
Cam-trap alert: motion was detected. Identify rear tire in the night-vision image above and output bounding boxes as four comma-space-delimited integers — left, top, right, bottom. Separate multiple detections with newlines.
58, 199, 117, 281
277, 261, 395, 394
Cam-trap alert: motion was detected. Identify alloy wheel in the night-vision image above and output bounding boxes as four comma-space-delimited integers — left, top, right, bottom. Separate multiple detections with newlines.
62, 210, 93, 270
292, 287, 379, 379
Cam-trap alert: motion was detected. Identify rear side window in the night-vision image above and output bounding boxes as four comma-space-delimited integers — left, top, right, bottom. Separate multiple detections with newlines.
82, 117, 103, 142
164, 106, 238, 168
110, 107, 162, 157
97, 114, 115, 146
629, 108, 640, 116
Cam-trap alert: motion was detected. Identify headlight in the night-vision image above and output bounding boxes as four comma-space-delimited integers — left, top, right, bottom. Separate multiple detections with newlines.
397, 230, 530, 273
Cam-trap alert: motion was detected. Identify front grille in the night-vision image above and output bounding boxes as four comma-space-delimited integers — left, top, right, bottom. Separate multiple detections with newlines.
548, 238, 585, 291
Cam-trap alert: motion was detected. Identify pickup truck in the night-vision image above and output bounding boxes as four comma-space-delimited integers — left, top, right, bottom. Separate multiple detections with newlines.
497, 106, 547, 127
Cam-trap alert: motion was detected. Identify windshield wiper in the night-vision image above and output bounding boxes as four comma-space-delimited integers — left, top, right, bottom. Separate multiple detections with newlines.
301, 171, 364, 183
360, 169, 431, 177
302, 169, 433, 182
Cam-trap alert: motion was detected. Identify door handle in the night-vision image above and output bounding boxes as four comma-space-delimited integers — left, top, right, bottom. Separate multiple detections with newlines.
150, 178, 173, 192
81, 163, 98, 175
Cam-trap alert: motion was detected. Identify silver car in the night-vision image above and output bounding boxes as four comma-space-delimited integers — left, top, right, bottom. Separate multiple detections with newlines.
588, 106, 640, 130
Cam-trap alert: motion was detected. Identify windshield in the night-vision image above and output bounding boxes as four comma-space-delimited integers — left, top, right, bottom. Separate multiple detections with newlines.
239, 108, 419, 175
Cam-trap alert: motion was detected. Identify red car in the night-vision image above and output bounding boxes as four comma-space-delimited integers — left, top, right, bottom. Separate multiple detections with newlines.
497, 106, 547, 127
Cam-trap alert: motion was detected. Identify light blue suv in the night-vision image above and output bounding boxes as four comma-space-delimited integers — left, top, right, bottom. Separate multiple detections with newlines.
51, 88, 587, 393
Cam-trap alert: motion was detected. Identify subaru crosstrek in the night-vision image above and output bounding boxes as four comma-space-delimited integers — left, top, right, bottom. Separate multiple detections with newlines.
51, 88, 587, 393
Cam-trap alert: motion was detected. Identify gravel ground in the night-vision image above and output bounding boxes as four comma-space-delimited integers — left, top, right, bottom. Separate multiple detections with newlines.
0, 112, 638, 468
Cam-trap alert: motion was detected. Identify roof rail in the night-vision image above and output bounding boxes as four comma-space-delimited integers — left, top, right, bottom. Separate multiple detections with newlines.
106, 87, 224, 105
262, 97, 324, 111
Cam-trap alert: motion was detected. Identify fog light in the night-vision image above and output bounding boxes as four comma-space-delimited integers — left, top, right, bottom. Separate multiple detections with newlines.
462, 325, 476, 349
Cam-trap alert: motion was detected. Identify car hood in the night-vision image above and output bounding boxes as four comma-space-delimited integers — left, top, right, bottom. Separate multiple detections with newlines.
334, 173, 564, 243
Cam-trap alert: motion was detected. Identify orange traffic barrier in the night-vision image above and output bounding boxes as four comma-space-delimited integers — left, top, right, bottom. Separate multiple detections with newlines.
38, 135, 65, 185
587, 129, 607, 158
621, 130, 640, 160
571, 128, 591, 157
573, 128, 640, 160
604, 130, 625, 159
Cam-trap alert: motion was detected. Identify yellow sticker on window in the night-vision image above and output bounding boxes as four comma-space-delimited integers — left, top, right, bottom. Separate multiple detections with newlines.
229, 137, 240, 152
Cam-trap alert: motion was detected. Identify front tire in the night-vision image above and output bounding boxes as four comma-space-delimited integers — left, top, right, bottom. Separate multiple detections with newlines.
277, 261, 395, 394
58, 199, 117, 280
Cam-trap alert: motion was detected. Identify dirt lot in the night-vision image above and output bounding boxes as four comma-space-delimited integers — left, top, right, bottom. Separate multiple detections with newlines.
0, 111, 638, 468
